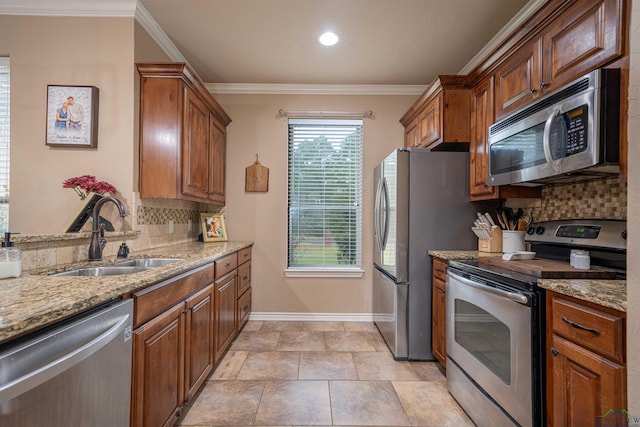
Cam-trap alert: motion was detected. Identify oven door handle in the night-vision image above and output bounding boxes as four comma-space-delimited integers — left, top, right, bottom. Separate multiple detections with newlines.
447, 271, 529, 305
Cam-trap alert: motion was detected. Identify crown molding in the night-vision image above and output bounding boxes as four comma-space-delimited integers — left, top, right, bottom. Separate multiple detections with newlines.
206, 83, 425, 96
458, 0, 546, 75
134, 2, 188, 63
0, 0, 137, 17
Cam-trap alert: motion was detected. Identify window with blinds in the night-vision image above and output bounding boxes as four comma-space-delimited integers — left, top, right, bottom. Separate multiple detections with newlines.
0, 58, 9, 234
287, 119, 362, 272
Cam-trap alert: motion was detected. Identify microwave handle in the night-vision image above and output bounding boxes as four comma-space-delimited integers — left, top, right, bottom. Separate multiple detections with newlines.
543, 107, 562, 173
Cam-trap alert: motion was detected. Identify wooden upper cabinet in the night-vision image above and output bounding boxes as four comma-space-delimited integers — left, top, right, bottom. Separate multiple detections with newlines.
137, 63, 231, 204
182, 87, 212, 200
495, 0, 624, 120
542, 0, 624, 93
494, 38, 542, 119
208, 119, 226, 204
400, 75, 471, 150
470, 77, 499, 200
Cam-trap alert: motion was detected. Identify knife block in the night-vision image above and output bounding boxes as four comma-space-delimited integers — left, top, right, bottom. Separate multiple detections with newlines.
478, 227, 503, 253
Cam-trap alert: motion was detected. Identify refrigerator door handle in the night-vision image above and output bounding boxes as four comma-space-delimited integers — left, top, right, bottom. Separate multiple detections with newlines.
380, 177, 390, 250
374, 177, 382, 250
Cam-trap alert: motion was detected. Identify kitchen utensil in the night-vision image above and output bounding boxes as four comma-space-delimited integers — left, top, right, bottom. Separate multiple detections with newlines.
501, 251, 536, 261
484, 213, 496, 227
495, 208, 507, 230
502, 230, 526, 253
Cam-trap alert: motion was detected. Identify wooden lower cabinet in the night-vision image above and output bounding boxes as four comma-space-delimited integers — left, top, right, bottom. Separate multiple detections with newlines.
131, 264, 214, 427
132, 301, 186, 427
214, 271, 237, 363
546, 292, 626, 427
431, 257, 447, 368
132, 247, 253, 427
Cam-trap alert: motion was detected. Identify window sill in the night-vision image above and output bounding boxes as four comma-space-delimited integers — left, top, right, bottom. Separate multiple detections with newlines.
284, 268, 364, 278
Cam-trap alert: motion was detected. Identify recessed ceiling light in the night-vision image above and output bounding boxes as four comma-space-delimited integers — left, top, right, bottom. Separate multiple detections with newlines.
318, 31, 339, 47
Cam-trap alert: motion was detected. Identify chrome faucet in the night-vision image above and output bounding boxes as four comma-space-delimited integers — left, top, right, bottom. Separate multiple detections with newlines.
88, 196, 127, 261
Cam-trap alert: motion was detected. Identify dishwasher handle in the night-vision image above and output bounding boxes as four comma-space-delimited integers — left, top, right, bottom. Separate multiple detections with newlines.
447, 270, 529, 305
0, 310, 131, 403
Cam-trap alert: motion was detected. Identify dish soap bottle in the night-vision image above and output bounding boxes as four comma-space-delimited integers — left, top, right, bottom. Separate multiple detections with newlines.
0, 232, 21, 279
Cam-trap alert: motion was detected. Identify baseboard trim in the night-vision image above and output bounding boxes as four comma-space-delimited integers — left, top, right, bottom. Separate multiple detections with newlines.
249, 312, 374, 322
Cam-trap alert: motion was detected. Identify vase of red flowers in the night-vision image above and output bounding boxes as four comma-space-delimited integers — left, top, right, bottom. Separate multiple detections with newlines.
62, 175, 118, 232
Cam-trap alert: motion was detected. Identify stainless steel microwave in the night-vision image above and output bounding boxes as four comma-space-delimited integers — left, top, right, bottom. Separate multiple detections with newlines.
488, 69, 620, 186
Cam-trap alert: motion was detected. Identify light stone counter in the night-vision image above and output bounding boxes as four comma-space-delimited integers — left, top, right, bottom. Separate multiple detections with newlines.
428, 249, 626, 312
538, 279, 626, 312
0, 241, 252, 345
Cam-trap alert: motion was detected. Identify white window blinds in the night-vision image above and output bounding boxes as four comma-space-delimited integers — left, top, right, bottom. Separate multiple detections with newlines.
0, 58, 9, 234
287, 119, 363, 270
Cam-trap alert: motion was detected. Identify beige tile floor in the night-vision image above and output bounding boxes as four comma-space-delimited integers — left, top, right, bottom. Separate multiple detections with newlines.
178, 321, 473, 427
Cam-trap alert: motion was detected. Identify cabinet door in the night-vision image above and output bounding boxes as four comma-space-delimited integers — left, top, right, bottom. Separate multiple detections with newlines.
214, 271, 237, 362
541, 0, 623, 93
184, 284, 214, 402
132, 302, 186, 427
237, 288, 252, 329
548, 334, 626, 427
208, 119, 226, 204
404, 120, 418, 149
182, 87, 211, 200
470, 76, 499, 200
419, 94, 442, 147
431, 276, 447, 368
495, 38, 542, 119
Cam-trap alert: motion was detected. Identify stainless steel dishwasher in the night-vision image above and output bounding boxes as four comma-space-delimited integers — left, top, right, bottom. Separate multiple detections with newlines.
0, 298, 133, 426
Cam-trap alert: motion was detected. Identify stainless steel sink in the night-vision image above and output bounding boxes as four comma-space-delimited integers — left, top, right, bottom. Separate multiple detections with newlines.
114, 258, 183, 268
51, 266, 149, 277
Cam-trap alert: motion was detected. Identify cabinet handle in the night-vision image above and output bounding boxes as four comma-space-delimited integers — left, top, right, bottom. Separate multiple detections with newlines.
438, 288, 446, 294
435, 268, 445, 274
561, 316, 600, 335
550, 347, 559, 357
225, 263, 231, 267
243, 276, 248, 280
530, 88, 537, 94
183, 309, 188, 315
540, 82, 548, 89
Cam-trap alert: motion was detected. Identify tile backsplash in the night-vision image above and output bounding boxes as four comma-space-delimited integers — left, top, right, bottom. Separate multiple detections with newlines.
505, 176, 627, 222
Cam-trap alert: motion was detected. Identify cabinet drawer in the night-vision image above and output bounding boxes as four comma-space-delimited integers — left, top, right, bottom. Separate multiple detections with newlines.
215, 253, 238, 279
238, 246, 252, 265
432, 258, 447, 282
237, 261, 251, 296
550, 296, 624, 363
237, 288, 251, 328
133, 263, 214, 328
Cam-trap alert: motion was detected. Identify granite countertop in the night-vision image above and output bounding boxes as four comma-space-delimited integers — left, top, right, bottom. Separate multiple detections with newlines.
0, 241, 252, 345
538, 279, 626, 312
428, 249, 626, 312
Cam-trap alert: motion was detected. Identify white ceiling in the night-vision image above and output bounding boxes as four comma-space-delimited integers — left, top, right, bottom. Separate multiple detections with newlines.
3, 0, 540, 90
139, 0, 530, 86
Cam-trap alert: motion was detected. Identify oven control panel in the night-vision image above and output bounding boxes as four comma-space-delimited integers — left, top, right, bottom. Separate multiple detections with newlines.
525, 219, 626, 249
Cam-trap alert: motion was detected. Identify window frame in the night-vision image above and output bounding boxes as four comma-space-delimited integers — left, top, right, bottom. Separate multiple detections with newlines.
285, 118, 364, 278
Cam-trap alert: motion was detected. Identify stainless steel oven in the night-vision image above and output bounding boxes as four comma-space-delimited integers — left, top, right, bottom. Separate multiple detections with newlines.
446, 219, 627, 427
488, 68, 620, 186
446, 265, 541, 427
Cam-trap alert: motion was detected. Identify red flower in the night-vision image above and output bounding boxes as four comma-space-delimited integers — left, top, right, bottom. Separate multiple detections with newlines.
63, 175, 117, 200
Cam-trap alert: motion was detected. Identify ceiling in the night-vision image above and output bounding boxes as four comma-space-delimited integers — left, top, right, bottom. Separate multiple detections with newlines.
139, 0, 532, 86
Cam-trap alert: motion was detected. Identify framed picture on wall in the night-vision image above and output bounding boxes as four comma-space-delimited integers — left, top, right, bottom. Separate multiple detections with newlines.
45, 85, 99, 148
200, 213, 228, 242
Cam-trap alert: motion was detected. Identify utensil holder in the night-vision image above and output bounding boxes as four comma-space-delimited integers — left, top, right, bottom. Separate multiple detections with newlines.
478, 227, 502, 253
502, 230, 526, 253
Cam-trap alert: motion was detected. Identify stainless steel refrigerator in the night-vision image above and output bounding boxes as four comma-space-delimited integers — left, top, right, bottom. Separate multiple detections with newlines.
373, 148, 477, 360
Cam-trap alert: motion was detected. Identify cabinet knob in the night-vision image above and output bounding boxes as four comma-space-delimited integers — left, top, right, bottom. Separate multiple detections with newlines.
550, 347, 559, 357
540, 82, 548, 89
530, 88, 537, 94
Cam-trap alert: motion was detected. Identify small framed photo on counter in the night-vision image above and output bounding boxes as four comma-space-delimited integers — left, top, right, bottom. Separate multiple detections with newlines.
46, 85, 99, 148
200, 213, 228, 242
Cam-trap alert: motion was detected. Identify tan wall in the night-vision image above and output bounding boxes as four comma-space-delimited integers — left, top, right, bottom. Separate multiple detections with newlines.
0, 16, 136, 234
626, 0, 640, 414
216, 93, 414, 314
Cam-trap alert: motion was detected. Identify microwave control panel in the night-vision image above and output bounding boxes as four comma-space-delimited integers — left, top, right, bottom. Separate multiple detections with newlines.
564, 105, 588, 156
